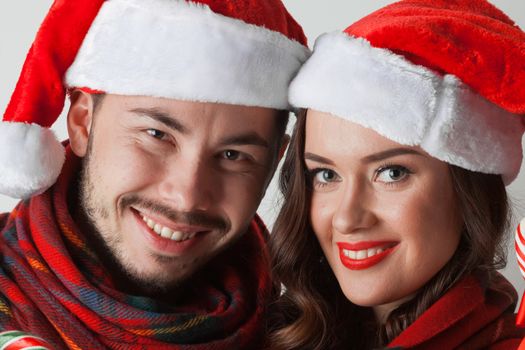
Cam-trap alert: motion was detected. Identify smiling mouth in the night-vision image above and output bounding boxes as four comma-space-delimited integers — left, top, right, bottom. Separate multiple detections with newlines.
337, 242, 398, 270
140, 214, 204, 242
341, 243, 397, 260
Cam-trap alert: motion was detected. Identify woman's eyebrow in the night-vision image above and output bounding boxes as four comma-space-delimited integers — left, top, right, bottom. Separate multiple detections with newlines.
304, 152, 335, 165
361, 148, 424, 163
305, 148, 423, 166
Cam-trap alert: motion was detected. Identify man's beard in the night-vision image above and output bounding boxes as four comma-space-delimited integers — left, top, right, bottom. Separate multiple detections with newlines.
77, 144, 230, 295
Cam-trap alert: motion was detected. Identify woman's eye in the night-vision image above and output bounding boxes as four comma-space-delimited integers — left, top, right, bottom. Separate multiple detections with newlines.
375, 165, 410, 183
146, 128, 167, 140
308, 169, 341, 191
315, 169, 338, 184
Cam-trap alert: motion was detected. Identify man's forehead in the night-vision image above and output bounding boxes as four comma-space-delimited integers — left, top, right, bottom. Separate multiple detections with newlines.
106, 94, 279, 118
97, 95, 277, 142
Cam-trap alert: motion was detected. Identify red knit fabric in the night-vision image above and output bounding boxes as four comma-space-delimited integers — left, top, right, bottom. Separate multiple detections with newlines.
346, 0, 525, 114
0, 146, 272, 349
195, 0, 307, 45
388, 273, 525, 349
3, 0, 104, 127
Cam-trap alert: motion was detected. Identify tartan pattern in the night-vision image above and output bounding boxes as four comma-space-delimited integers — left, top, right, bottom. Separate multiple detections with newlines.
0, 149, 272, 349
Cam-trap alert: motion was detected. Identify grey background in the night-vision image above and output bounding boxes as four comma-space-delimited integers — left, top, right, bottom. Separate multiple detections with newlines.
1, 1, 524, 298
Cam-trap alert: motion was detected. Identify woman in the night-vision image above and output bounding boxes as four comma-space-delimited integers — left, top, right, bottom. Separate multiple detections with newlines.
269, 0, 525, 349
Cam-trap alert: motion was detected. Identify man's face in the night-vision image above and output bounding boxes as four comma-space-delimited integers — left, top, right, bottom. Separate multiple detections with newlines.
70, 94, 282, 291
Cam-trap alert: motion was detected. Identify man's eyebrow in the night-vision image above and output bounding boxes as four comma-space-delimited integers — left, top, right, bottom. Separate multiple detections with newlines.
129, 108, 189, 134
219, 132, 270, 148
304, 152, 335, 165
362, 148, 424, 163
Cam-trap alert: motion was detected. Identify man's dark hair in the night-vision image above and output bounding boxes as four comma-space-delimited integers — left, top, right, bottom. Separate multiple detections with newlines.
275, 110, 290, 143
91, 93, 105, 114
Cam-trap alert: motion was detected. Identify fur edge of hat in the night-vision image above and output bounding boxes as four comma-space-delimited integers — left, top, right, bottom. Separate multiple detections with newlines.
289, 32, 525, 184
0, 122, 65, 198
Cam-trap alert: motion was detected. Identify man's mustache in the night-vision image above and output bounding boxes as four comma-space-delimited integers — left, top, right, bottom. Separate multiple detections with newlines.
120, 194, 230, 232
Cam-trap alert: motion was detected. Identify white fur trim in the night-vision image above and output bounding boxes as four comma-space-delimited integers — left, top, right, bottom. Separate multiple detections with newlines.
65, 0, 310, 110
0, 122, 65, 198
290, 32, 525, 183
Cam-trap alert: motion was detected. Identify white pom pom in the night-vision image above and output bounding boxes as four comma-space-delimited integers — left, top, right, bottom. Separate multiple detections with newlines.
0, 122, 65, 198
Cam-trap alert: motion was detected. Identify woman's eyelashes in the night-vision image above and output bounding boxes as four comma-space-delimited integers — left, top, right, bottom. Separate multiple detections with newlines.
307, 163, 413, 190
374, 163, 413, 186
308, 168, 341, 190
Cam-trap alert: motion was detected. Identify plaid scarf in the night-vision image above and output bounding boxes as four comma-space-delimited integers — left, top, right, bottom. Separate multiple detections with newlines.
0, 149, 272, 349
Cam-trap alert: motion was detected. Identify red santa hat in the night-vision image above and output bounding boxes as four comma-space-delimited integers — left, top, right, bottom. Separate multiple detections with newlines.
0, 0, 309, 199
290, 0, 525, 184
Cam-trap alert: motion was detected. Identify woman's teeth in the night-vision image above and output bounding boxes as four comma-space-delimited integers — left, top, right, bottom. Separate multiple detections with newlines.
141, 215, 198, 242
343, 247, 386, 260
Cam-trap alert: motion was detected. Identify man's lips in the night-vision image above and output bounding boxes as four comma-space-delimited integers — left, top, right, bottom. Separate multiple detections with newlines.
131, 209, 211, 255
337, 241, 398, 270
133, 208, 212, 234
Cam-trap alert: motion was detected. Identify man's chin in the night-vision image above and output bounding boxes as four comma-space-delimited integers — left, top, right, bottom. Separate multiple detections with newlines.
119, 264, 192, 295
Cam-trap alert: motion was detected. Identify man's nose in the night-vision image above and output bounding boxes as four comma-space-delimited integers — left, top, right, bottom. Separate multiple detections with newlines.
157, 158, 215, 212
332, 180, 377, 235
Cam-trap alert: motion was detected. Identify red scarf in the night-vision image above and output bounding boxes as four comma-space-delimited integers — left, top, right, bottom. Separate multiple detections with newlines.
388, 273, 525, 349
0, 148, 272, 349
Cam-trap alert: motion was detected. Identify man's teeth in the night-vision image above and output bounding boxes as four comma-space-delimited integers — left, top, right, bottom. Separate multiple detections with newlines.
142, 215, 198, 242
343, 247, 386, 260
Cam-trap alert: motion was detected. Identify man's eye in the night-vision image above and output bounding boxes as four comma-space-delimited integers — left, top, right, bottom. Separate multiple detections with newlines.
223, 150, 241, 160
146, 129, 167, 140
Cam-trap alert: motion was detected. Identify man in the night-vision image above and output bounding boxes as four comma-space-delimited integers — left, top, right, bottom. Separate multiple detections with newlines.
0, 0, 308, 348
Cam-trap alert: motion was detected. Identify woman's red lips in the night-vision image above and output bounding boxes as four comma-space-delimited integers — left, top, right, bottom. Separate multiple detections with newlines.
337, 241, 398, 270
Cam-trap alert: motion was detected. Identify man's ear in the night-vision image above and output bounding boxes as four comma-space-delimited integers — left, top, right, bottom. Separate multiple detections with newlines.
67, 90, 95, 157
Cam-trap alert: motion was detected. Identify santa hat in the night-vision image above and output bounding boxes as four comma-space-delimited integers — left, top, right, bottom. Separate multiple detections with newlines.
290, 0, 525, 184
0, 0, 309, 199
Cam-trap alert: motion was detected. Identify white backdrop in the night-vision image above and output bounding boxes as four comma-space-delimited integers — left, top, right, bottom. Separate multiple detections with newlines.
1, 1, 525, 296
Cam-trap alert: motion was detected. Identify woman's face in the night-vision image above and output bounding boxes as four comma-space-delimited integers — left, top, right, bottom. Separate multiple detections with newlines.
304, 109, 463, 319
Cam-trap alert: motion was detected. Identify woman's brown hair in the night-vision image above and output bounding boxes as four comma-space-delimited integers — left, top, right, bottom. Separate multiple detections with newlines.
267, 110, 510, 349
